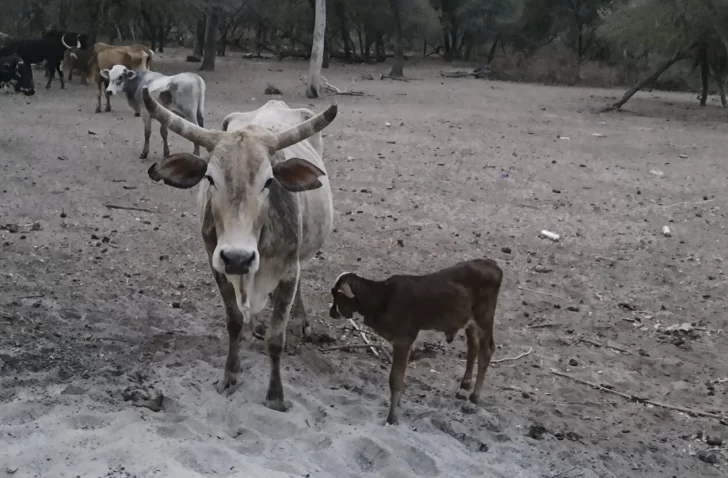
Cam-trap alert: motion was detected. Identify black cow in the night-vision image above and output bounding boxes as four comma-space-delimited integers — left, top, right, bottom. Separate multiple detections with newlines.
0, 54, 35, 96
43, 29, 90, 50
0, 33, 78, 89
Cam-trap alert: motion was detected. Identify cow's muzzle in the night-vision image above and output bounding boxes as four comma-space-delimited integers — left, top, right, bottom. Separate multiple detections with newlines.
219, 249, 256, 275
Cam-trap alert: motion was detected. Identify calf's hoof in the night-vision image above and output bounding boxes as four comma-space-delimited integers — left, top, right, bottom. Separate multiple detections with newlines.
386, 414, 399, 426
468, 393, 479, 405
95, 108, 101, 114
105, 106, 111, 112
264, 398, 291, 412
139, 152, 148, 160
134, 112, 140, 117
215, 372, 242, 396
455, 388, 470, 400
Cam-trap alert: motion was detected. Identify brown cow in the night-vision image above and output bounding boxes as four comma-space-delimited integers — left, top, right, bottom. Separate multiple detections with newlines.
87, 43, 154, 113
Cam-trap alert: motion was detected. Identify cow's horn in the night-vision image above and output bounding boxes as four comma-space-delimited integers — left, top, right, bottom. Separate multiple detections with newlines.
274, 103, 338, 151
61, 34, 72, 50
75, 33, 81, 48
142, 87, 222, 152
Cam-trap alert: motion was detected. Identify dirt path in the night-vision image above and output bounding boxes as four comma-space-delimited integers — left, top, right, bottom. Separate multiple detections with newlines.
1, 50, 726, 477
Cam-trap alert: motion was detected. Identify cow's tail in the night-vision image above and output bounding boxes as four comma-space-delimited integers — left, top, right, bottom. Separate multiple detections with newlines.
196, 77, 206, 128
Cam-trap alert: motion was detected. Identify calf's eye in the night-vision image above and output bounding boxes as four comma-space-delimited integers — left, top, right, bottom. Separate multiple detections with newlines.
263, 178, 273, 190
205, 175, 215, 186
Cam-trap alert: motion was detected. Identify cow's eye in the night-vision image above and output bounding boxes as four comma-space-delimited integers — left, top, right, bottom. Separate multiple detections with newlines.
205, 175, 215, 186
263, 178, 273, 190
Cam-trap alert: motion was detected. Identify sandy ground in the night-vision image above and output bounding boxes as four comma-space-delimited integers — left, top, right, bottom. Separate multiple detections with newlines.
1, 49, 727, 478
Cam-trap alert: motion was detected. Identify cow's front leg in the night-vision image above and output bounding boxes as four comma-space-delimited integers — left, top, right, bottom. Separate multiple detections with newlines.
160, 124, 170, 157
212, 270, 245, 395
56, 65, 65, 89
265, 267, 298, 412
292, 278, 311, 339
140, 113, 152, 159
45, 65, 54, 89
95, 81, 102, 113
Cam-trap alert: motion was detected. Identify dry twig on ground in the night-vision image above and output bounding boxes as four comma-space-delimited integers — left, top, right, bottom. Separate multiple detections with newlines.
492, 347, 533, 364
104, 204, 154, 213
320, 76, 367, 96
551, 370, 728, 423
320, 344, 383, 352
518, 286, 568, 301
579, 338, 635, 355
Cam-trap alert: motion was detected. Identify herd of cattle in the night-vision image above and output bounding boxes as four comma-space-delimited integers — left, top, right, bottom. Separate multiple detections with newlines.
2, 29, 504, 425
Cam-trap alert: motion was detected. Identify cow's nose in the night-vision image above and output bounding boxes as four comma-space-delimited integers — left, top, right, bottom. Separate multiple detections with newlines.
220, 250, 256, 275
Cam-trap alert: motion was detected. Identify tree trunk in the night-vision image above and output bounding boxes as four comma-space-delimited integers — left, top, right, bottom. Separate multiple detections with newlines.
487, 34, 500, 64
323, 34, 330, 68
193, 15, 206, 57
158, 17, 165, 53
388, 0, 404, 77
718, 77, 727, 107
700, 46, 709, 106
58, 0, 70, 30
200, 8, 220, 71
358, 26, 365, 59
601, 51, 684, 112
306, 0, 326, 98
375, 33, 385, 62
336, 2, 352, 62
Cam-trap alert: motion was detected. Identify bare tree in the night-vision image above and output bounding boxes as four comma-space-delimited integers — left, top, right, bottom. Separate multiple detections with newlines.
306, 0, 326, 98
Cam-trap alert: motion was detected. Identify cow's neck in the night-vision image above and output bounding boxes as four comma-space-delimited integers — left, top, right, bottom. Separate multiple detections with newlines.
125, 71, 147, 103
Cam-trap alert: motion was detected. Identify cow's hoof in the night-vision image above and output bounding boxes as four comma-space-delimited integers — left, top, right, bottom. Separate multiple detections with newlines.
139, 152, 148, 160
215, 373, 241, 396
105, 106, 111, 112
134, 112, 140, 117
386, 414, 399, 426
94, 108, 101, 114
468, 393, 479, 405
264, 399, 291, 412
455, 388, 469, 400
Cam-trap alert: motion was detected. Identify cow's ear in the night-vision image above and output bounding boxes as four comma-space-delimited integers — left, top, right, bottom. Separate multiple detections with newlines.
125, 69, 136, 80
272, 157, 325, 192
148, 153, 207, 189
100, 69, 110, 79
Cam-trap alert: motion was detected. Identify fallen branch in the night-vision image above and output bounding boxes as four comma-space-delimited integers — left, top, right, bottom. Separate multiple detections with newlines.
104, 204, 154, 213
528, 323, 560, 329
492, 347, 533, 364
518, 286, 568, 301
320, 343, 383, 352
551, 370, 728, 423
321, 75, 367, 96
439, 67, 490, 79
348, 318, 391, 362
579, 338, 635, 356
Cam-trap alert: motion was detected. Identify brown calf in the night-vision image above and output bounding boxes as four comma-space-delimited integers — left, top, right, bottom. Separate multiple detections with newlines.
88, 43, 154, 113
329, 258, 503, 425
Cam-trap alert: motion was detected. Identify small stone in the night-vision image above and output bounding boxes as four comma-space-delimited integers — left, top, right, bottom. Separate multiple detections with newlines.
552, 189, 561, 194
61, 385, 87, 395
566, 306, 580, 312
58, 155, 68, 161
534, 265, 552, 273
397, 239, 404, 247
706, 436, 723, 447
60, 211, 67, 218
526, 424, 547, 440
568, 358, 579, 366
501, 246, 512, 254
171, 302, 181, 309
698, 450, 718, 465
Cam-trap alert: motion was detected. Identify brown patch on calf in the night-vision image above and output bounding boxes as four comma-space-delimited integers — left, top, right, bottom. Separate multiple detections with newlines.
158, 89, 173, 106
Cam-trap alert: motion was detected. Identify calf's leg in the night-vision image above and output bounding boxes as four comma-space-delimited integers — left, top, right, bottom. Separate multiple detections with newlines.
95, 81, 102, 113
140, 113, 153, 159
160, 124, 170, 157
56, 64, 65, 89
212, 270, 246, 395
45, 64, 54, 89
266, 266, 299, 411
387, 339, 414, 425
456, 323, 479, 399
469, 330, 494, 405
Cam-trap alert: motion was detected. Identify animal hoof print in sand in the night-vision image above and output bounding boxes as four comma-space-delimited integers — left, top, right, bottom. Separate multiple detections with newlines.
215, 374, 241, 396
264, 398, 291, 412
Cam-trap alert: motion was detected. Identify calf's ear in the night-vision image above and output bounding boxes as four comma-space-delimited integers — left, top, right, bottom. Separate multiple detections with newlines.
148, 153, 207, 189
100, 69, 110, 79
272, 157, 325, 192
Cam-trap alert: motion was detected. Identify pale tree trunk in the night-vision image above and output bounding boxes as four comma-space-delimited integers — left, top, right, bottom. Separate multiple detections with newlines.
306, 0, 326, 98
601, 51, 684, 112
200, 8, 219, 71
388, 0, 405, 77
